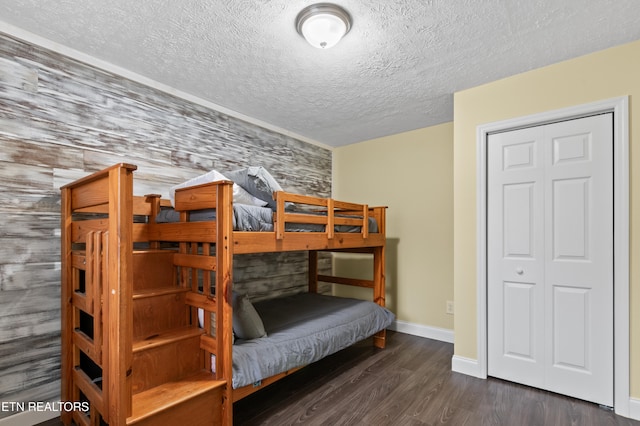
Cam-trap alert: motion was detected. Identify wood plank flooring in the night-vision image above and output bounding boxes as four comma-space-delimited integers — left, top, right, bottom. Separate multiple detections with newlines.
233, 331, 639, 426
37, 331, 638, 425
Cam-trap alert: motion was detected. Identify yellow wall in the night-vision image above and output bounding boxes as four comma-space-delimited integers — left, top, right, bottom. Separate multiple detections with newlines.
453, 39, 640, 397
333, 123, 454, 330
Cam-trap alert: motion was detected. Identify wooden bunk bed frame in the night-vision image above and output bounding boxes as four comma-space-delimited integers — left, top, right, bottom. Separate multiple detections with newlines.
61, 163, 387, 425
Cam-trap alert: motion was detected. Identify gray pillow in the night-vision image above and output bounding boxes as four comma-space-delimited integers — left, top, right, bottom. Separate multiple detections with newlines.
232, 292, 267, 340
226, 166, 284, 210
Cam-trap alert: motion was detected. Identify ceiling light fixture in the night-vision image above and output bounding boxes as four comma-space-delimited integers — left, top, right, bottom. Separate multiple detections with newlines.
295, 3, 352, 49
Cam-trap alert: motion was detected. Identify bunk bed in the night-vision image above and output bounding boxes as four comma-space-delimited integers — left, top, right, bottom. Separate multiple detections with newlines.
61, 163, 391, 426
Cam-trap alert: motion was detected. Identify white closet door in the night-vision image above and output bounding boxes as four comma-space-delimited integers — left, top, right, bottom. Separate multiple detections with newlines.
487, 114, 613, 406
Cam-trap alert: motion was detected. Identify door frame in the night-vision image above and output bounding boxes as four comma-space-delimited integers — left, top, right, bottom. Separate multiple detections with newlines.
475, 96, 629, 415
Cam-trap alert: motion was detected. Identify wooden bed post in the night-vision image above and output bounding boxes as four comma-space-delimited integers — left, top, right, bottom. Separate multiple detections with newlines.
60, 185, 73, 425
308, 251, 318, 293
215, 182, 234, 425
145, 194, 162, 249
373, 245, 387, 349
106, 165, 135, 424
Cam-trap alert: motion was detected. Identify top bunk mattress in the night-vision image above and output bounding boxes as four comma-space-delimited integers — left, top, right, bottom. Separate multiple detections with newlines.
156, 204, 378, 233
229, 293, 395, 389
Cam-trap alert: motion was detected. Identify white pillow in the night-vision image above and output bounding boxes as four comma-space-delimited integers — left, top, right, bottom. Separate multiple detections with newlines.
169, 169, 267, 207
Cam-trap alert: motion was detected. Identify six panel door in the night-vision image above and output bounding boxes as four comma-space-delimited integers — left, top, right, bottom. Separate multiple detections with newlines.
487, 113, 613, 406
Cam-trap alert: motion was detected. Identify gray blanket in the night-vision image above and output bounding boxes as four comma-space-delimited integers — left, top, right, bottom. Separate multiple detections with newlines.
229, 293, 395, 389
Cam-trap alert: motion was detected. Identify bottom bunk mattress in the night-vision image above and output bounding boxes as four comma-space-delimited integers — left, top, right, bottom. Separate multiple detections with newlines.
225, 293, 395, 389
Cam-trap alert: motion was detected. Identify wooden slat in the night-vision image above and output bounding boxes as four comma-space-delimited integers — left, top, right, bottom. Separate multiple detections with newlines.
71, 220, 109, 244
185, 292, 217, 312
60, 163, 137, 190
71, 217, 148, 244
372, 206, 386, 235
277, 192, 328, 206
73, 330, 100, 365
64, 164, 138, 212
73, 367, 105, 416
95, 231, 107, 367
71, 410, 91, 426
71, 177, 110, 210
233, 232, 386, 254
175, 182, 218, 211
127, 371, 224, 426
200, 334, 217, 355
132, 195, 154, 216
132, 286, 189, 300
76, 198, 156, 221
276, 191, 370, 213
85, 231, 97, 314
132, 223, 149, 243
279, 213, 366, 229
327, 198, 334, 240
144, 195, 162, 250
132, 326, 203, 353
333, 200, 367, 211
333, 217, 367, 226
173, 253, 216, 271
275, 194, 285, 240
101, 232, 110, 425
75, 203, 109, 214
174, 181, 233, 211
147, 222, 217, 243
317, 274, 374, 289
282, 212, 329, 225
72, 292, 91, 315
72, 252, 86, 269
232, 367, 304, 402
360, 205, 369, 239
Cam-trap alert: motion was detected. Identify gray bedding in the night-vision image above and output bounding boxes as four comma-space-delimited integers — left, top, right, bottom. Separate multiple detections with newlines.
156, 204, 378, 233
229, 293, 395, 389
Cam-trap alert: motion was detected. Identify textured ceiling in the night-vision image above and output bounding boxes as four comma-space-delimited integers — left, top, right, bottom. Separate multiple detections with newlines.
1, 1, 640, 147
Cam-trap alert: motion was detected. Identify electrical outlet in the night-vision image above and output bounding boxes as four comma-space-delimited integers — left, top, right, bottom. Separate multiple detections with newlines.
446, 300, 454, 315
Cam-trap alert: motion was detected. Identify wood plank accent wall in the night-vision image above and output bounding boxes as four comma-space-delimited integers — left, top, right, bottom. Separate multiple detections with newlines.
0, 32, 332, 417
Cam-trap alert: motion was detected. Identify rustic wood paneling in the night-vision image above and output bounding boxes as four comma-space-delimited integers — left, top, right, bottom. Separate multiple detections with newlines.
0, 32, 332, 418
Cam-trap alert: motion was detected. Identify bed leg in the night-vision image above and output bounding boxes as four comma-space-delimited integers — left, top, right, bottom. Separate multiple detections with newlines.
374, 330, 386, 349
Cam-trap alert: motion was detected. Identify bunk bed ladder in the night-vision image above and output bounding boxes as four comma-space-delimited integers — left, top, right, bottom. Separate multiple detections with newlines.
62, 164, 225, 426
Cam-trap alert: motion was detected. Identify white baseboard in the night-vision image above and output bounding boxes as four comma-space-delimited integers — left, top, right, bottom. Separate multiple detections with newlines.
451, 355, 485, 378
389, 320, 454, 343
0, 409, 59, 426
629, 397, 640, 421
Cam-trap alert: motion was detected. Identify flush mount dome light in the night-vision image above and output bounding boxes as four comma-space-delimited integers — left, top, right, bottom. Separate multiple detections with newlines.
296, 3, 352, 49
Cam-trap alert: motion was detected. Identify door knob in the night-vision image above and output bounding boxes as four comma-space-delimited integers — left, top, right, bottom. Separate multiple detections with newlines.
516, 267, 524, 275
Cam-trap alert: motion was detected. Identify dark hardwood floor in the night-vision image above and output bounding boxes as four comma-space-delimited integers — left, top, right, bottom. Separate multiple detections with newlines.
37, 331, 638, 425
234, 331, 638, 426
